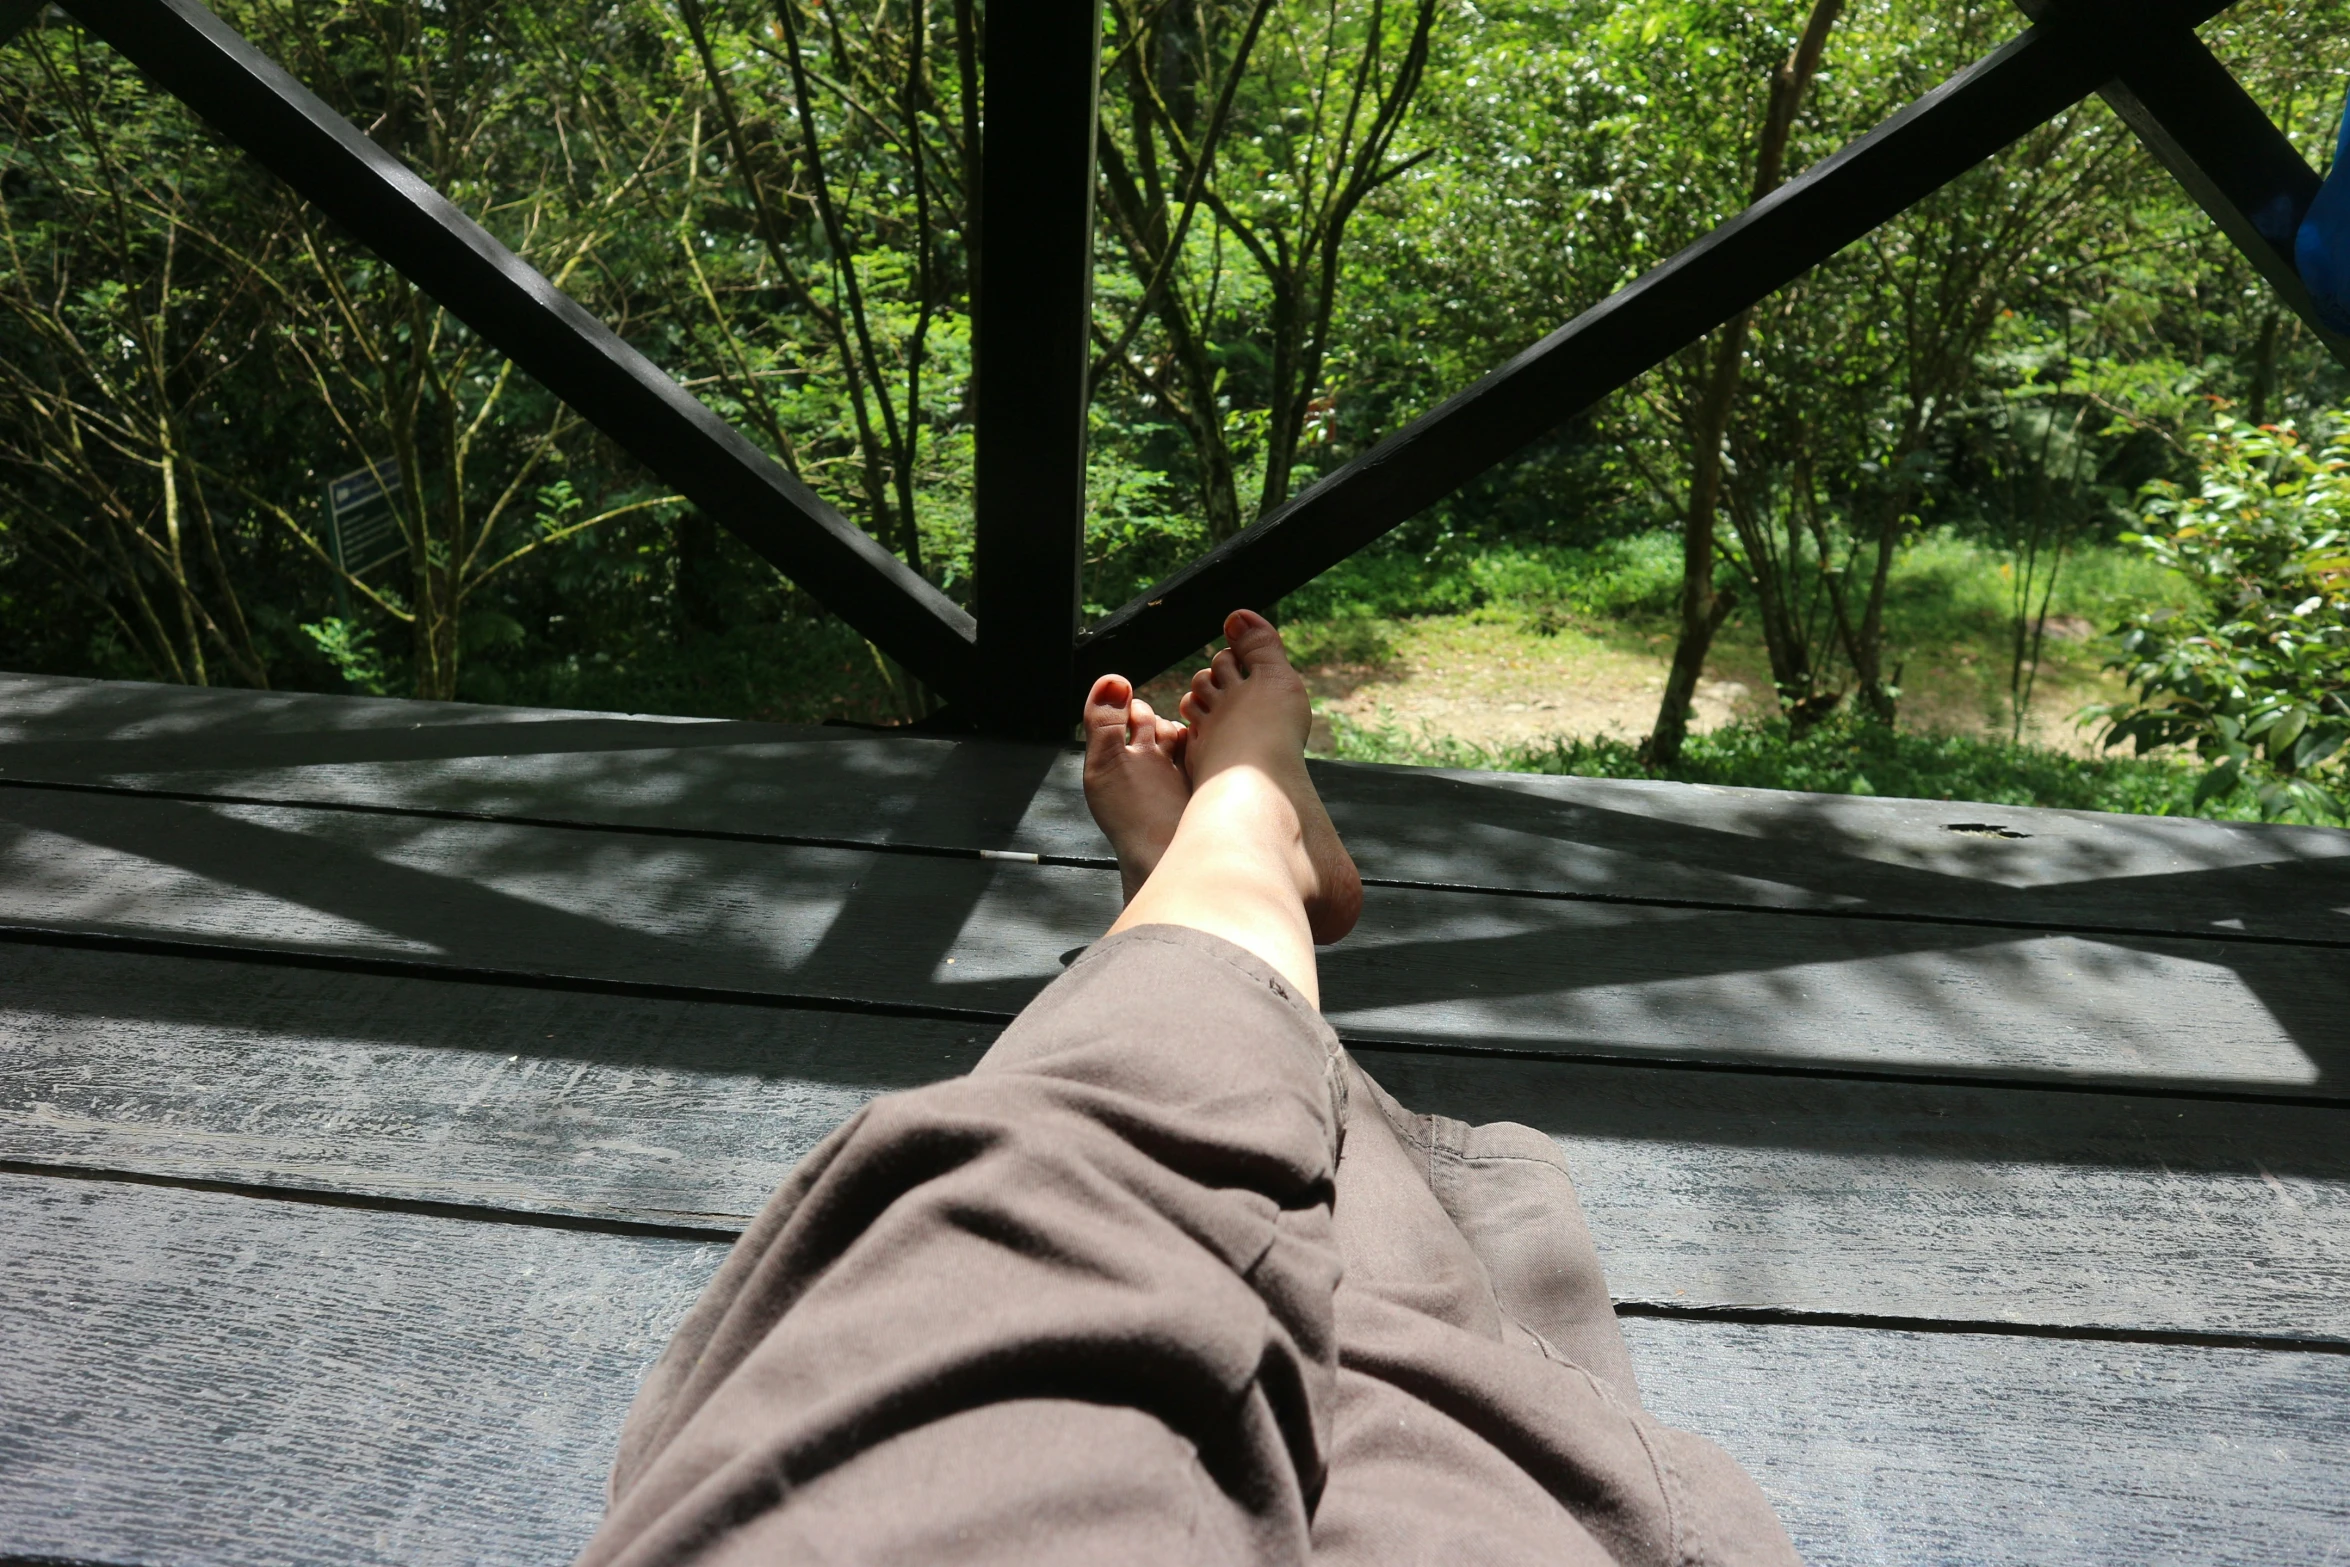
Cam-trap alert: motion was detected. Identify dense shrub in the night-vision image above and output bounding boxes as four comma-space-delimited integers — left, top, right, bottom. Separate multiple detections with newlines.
2090, 415, 2350, 822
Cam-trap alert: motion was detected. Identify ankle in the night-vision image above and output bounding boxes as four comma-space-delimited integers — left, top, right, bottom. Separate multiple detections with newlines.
1108, 841, 1318, 1007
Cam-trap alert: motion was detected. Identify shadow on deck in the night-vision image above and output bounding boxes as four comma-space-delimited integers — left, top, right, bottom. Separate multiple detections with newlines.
1, 672, 2344, 1567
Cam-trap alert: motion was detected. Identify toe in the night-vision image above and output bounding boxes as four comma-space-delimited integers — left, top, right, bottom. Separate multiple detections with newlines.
1084, 675, 1135, 753
1188, 667, 1219, 709
1224, 609, 1291, 674
1128, 696, 1160, 742
1179, 688, 1207, 727
1209, 647, 1241, 686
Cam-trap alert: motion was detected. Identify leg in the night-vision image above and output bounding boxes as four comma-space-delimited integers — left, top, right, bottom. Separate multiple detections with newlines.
578, 624, 1361, 1566
578, 613, 1795, 1567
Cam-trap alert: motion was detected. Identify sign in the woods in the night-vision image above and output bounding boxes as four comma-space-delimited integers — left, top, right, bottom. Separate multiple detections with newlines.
323, 465, 405, 580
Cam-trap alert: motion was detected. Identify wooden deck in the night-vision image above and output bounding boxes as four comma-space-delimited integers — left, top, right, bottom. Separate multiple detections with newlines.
0, 669, 2344, 1566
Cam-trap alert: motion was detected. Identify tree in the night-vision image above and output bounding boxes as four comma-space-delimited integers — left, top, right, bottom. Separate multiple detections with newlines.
1639, 0, 1840, 767
250, 0, 697, 699
0, 0, 695, 699
1092, 0, 1439, 542
0, 24, 279, 686
672, 0, 976, 586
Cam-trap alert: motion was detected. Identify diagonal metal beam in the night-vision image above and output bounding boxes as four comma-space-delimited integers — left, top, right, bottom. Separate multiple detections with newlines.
1074, 4, 2229, 696
61, 0, 982, 704
972, 0, 1105, 738
2029, 0, 2350, 367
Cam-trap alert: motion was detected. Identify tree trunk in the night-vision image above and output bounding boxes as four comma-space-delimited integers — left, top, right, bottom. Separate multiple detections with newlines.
1094, 129, 1246, 540
1146, 254, 1245, 540
1162, 292, 1246, 541
1847, 482, 1907, 723
2247, 308, 2281, 426
1641, 325, 1746, 766
1730, 489, 1818, 722
1642, 0, 1842, 767
1259, 276, 1303, 517
411, 512, 463, 701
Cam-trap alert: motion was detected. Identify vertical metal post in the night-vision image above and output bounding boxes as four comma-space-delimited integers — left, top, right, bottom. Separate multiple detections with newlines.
973, 0, 1105, 737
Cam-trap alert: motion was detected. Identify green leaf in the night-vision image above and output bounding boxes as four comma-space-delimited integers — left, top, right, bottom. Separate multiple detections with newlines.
2267, 705, 2309, 759
2191, 758, 2242, 808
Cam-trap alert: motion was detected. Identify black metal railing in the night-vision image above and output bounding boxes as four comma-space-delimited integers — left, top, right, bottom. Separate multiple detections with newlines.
46, 0, 2348, 735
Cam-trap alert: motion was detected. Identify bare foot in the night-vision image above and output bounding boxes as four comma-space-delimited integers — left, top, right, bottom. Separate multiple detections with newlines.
1178, 610, 1364, 944
1082, 673, 1192, 902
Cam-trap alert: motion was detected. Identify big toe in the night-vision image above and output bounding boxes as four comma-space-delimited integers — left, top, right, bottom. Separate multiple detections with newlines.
1084, 675, 1135, 752
1224, 609, 1293, 675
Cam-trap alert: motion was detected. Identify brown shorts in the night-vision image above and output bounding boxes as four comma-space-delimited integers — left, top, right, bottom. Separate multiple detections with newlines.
576, 925, 1799, 1566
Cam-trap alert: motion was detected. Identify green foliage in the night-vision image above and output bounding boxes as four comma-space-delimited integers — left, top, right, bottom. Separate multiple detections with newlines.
1083, 408, 1203, 617
1336, 0, 2350, 735
1282, 532, 1684, 623
1326, 711, 2243, 821
464, 614, 907, 724
298, 617, 390, 696
1286, 524, 2176, 643
2090, 416, 2350, 822
1, 0, 2347, 833
1886, 528, 2193, 626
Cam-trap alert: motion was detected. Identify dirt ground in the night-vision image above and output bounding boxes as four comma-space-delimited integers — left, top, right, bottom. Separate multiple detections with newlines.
1142, 613, 2127, 758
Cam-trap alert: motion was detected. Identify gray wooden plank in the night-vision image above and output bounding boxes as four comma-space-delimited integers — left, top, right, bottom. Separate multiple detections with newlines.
1369, 1050, 2350, 1342
1322, 897, 2345, 1092
4, 671, 2346, 942
3, 1170, 2340, 1567
0, 786, 2339, 1093
4, 944, 2344, 1341
1625, 1318, 2350, 1567
0, 944, 989, 1225
0, 1170, 724, 1567
0, 669, 725, 747
1317, 761, 2350, 946
0, 670, 1071, 858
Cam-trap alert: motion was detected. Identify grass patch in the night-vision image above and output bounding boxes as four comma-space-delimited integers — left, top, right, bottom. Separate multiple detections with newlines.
1281, 615, 1402, 667
1321, 710, 2329, 822
1282, 528, 2186, 635
1282, 528, 2202, 759
1279, 533, 1683, 625
1888, 528, 2197, 630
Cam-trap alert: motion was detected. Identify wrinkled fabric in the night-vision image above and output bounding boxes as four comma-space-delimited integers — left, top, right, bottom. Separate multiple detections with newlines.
577, 924, 1799, 1567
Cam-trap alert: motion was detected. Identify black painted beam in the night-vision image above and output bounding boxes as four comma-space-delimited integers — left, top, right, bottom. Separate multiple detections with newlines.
972, 0, 1105, 736
61, 0, 982, 704
2029, 0, 2350, 367
1073, 5, 2223, 695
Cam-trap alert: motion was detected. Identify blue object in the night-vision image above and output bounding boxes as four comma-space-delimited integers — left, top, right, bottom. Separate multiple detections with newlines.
2297, 88, 2350, 333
